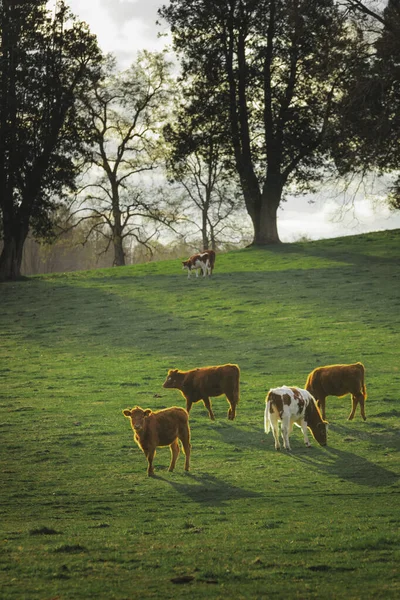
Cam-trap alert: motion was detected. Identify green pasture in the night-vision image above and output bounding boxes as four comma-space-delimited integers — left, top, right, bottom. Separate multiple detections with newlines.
1, 230, 399, 599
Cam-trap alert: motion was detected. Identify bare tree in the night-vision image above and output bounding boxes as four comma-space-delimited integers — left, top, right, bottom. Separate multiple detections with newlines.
70, 51, 175, 266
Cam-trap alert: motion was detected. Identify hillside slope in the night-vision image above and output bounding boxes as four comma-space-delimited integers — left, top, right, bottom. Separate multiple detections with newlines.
1, 229, 399, 599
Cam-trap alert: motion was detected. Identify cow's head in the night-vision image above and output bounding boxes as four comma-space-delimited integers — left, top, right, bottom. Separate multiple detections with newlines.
162, 369, 183, 389
123, 406, 152, 431
313, 421, 328, 446
182, 260, 190, 270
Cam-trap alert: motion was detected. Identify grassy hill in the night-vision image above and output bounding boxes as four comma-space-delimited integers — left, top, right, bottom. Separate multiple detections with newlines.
1, 229, 399, 599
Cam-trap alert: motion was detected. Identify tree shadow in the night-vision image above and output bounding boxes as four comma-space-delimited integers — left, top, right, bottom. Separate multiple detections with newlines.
290, 445, 398, 487
211, 422, 267, 451
331, 421, 400, 452
155, 471, 262, 506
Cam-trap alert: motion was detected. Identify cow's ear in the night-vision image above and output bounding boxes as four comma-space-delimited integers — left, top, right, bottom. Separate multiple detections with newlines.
144, 409, 152, 416
123, 409, 131, 417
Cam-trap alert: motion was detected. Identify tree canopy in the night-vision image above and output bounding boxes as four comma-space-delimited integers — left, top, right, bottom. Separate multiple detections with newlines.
160, 0, 365, 244
0, 0, 103, 280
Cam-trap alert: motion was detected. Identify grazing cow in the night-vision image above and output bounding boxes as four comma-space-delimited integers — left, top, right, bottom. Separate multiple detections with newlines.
122, 406, 191, 476
305, 362, 367, 421
163, 364, 240, 420
182, 249, 215, 278
264, 386, 328, 451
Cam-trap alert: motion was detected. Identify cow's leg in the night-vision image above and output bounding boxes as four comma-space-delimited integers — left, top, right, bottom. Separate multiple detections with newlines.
270, 416, 281, 450
185, 397, 193, 414
300, 420, 311, 447
145, 449, 156, 477
358, 393, 367, 421
350, 392, 366, 421
348, 394, 359, 420
179, 428, 191, 471
169, 440, 180, 472
226, 396, 237, 420
281, 417, 291, 451
317, 397, 327, 420
203, 397, 215, 420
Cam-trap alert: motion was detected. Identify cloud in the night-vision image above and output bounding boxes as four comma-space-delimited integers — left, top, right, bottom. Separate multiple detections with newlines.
63, 0, 168, 67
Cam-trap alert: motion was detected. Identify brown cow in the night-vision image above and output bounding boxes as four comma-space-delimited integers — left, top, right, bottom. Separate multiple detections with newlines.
305, 362, 367, 421
163, 364, 240, 420
122, 406, 191, 476
265, 386, 328, 450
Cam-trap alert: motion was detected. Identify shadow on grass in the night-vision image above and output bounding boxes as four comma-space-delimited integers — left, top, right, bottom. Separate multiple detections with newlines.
332, 421, 400, 452
156, 472, 262, 506
212, 423, 266, 450
290, 446, 398, 487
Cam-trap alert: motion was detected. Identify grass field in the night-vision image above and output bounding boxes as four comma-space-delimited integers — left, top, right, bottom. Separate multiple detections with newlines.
1, 229, 399, 599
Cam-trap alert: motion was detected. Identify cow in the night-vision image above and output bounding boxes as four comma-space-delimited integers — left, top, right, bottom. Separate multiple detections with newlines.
264, 386, 328, 451
305, 362, 367, 421
163, 363, 240, 420
182, 249, 215, 278
122, 406, 191, 476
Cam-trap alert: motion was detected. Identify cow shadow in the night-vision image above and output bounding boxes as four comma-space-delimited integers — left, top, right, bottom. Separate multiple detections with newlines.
290, 446, 398, 488
155, 472, 261, 506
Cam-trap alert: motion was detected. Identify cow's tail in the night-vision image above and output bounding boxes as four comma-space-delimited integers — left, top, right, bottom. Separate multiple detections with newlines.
264, 400, 271, 434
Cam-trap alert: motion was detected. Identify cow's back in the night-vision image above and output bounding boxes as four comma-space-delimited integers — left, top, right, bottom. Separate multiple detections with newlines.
306, 363, 365, 397
151, 407, 189, 447
189, 364, 239, 397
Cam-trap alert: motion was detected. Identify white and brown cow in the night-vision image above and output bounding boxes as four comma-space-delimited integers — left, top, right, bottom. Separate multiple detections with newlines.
182, 249, 215, 278
264, 386, 328, 451
305, 362, 367, 421
123, 406, 191, 476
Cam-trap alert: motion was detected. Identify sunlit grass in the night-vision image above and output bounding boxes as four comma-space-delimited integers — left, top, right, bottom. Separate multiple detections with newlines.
1, 229, 399, 599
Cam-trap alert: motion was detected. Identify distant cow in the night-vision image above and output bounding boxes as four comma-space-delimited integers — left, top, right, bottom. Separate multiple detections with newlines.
123, 406, 191, 476
182, 249, 215, 278
265, 386, 328, 451
305, 362, 367, 421
163, 364, 240, 420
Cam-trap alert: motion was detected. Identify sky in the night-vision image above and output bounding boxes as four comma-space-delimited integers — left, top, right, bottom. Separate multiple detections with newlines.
50, 0, 400, 242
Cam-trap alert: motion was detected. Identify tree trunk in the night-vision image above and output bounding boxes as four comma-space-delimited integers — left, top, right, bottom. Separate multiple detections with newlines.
201, 208, 209, 250
0, 225, 27, 281
113, 234, 126, 266
252, 175, 282, 245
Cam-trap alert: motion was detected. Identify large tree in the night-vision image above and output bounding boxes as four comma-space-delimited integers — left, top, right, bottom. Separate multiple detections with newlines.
334, 0, 400, 208
0, 1, 102, 280
71, 52, 174, 266
160, 0, 364, 244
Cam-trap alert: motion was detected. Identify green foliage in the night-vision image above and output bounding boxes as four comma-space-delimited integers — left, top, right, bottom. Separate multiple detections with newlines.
1, 230, 400, 598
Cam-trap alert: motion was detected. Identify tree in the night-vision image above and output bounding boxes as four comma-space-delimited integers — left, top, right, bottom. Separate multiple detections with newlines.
160, 0, 364, 244
71, 51, 175, 266
333, 0, 400, 208
164, 89, 246, 250
0, 0, 103, 281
